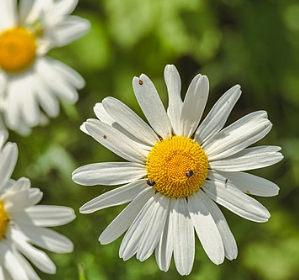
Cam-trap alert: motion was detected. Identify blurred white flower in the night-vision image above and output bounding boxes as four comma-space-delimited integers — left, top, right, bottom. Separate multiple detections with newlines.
73, 64, 283, 275
0, 0, 90, 134
0, 131, 75, 279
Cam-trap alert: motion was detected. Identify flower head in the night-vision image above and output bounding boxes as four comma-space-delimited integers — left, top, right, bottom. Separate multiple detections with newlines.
0, 0, 90, 134
73, 65, 283, 275
0, 131, 75, 279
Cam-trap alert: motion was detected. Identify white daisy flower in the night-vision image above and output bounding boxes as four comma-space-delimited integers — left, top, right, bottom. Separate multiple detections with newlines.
72, 65, 283, 275
0, 131, 75, 279
0, 0, 90, 134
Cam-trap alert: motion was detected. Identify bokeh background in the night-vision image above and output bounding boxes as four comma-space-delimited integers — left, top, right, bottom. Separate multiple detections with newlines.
8, 0, 299, 279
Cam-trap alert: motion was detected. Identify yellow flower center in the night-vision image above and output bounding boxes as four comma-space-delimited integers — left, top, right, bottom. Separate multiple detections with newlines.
0, 201, 9, 240
0, 27, 37, 73
146, 136, 209, 198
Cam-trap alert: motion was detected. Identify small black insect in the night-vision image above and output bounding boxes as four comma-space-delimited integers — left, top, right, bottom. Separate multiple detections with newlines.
186, 170, 194, 178
147, 180, 156, 186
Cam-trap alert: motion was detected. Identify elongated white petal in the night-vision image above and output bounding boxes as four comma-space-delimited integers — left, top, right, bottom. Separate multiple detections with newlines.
2, 179, 43, 212
196, 191, 237, 260
195, 85, 241, 144
72, 162, 146, 186
102, 97, 159, 146
208, 170, 280, 197
137, 194, 169, 261
133, 75, 172, 139
80, 180, 148, 214
0, 0, 17, 30
155, 199, 174, 272
12, 234, 56, 274
49, 0, 78, 18
204, 111, 272, 161
179, 75, 209, 137
164, 65, 182, 134
50, 59, 85, 89
119, 195, 156, 261
1, 241, 29, 280
22, 206, 75, 227
94, 103, 115, 124
99, 187, 154, 245
20, 0, 35, 23
36, 83, 60, 118
189, 191, 225, 264
17, 224, 73, 253
209, 146, 283, 171
54, 16, 90, 47
84, 119, 147, 163
12, 251, 41, 280
35, 58, 79, 103
0, 142, 18, 191
173, 198, 195, 276
203, 180, 270, 222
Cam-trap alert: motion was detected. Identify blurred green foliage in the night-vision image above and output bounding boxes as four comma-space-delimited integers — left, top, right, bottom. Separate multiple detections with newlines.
8, 0, 299, 279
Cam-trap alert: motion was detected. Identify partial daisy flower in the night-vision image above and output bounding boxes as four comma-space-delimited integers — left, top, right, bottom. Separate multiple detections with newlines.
72, 65, 283, 275
0, 0, 90, 134
0, 131, 75, 279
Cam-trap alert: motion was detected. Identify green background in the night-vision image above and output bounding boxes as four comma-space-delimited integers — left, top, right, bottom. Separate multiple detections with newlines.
9, 0, 299, 279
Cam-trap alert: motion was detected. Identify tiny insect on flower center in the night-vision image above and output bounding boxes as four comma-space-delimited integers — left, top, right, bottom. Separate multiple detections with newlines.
146, 136, 209, 198
0, 27, 37, 73
0, 201, 9, 240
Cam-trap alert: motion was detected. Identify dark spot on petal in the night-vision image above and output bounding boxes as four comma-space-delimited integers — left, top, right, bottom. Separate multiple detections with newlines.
103, 135, 107, 139
138, 79, 143, 85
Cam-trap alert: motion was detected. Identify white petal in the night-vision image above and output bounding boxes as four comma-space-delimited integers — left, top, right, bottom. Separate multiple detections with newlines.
12, 233, 56, 274
54, 16, 90, 47
80, 180, 148, 214
11, 252, 41, 280
119, 195, 156, 261
50, 59, 85, 89
204, 111, 272, 161
49, 0, 78, 18
173, 198, 195, 276
137, 194, 169, 261
84, 119, 147, 163
195, 85, 241, 144
17, 224, 73, 253
208, 170, 280, 197
0, 241, 29, 280
164, 65, 182, 134
5, 76, 25, 129
20, 78, 40, 127
35, 58, 79, 103
22, 205, 75, 227
179, 74, 209, 137
196, 190, 237, 260
132, 75, 172, 139
102, 97, 159, 146
188, 191, 225, 264
203, 180, 270, 222
2, 179, 43, 212
73, 161, 146, 187
99, 187, 154, 245
0, 0, 17, 30
209, 146, 283, 171
35, 80, 60, 117
155, 199, 174, 272
0, 142, 18, 191
20, 0, 35, 23
94, 103, 115, 124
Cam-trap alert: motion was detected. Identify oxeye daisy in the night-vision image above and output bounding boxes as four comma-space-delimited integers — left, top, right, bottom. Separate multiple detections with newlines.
72, 65, 283, 275
0, 0, 90, 134
0, 131, 75, 279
